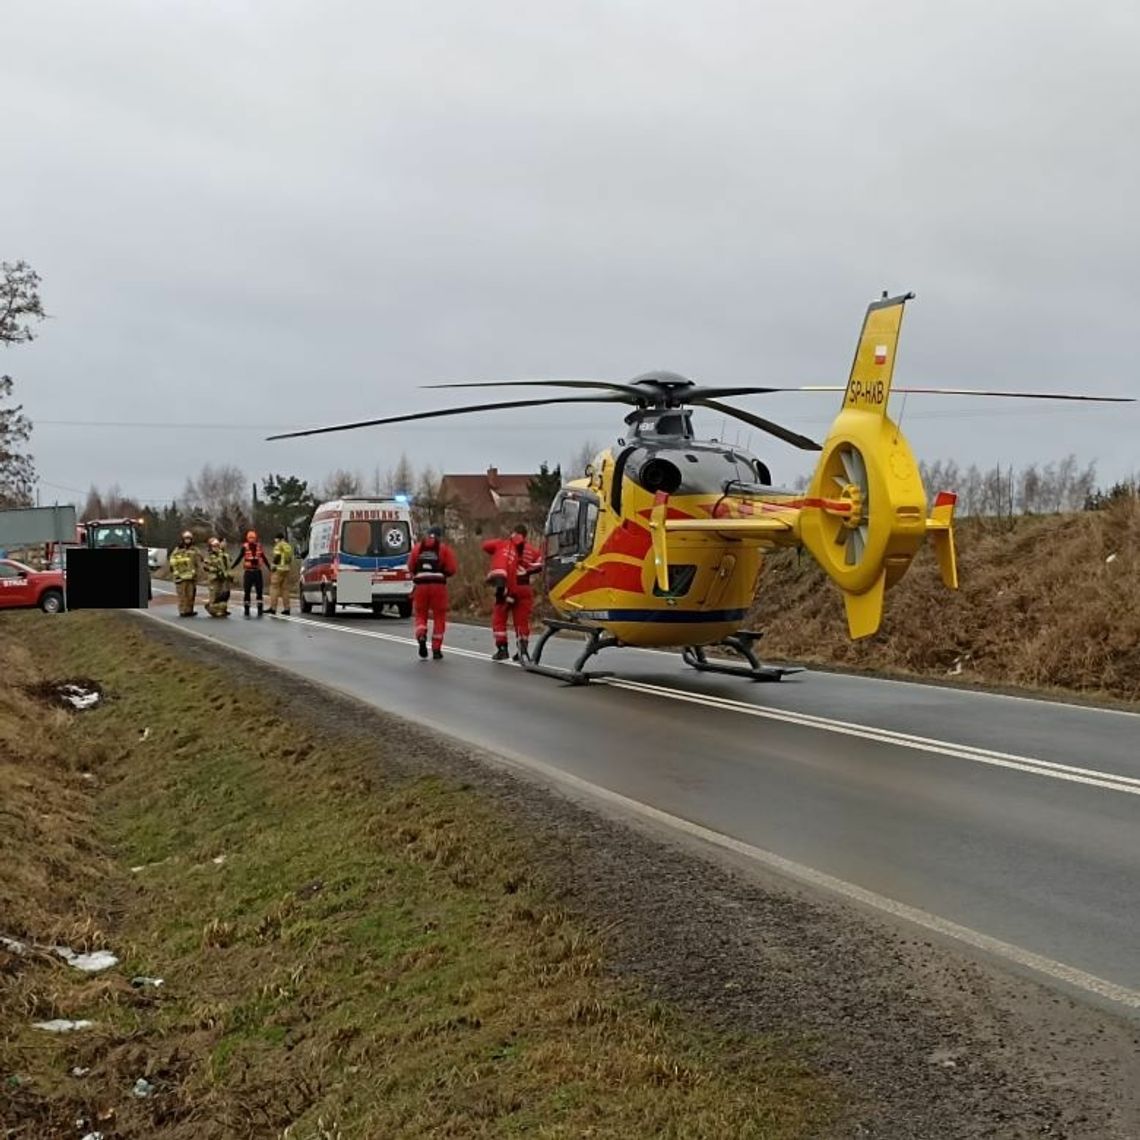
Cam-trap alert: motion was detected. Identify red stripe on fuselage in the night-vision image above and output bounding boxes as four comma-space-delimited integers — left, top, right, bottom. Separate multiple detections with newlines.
561, 561, 645, 600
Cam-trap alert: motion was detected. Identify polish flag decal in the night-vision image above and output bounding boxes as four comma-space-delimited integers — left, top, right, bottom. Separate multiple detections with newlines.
874, 344, 888, 365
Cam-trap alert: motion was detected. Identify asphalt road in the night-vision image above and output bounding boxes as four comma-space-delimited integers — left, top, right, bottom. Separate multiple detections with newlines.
144, 589, 1140, 1015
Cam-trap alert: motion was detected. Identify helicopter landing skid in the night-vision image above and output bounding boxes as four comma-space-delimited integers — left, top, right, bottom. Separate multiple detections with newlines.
522, 620, 619, 685
681, 634, 802, 682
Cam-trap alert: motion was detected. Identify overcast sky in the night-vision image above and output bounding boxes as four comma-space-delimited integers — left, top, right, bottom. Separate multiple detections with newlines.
3, 0, 1138, 506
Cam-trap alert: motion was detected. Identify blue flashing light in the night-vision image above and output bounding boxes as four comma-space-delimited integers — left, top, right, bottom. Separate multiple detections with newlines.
394, 493, 410, 504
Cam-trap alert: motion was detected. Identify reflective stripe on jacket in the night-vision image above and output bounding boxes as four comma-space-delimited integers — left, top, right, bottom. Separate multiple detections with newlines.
169, 547, 199, 581
271, 540, 294, 571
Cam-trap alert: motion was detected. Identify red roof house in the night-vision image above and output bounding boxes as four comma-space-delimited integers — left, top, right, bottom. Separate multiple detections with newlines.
439, 467, 534, 535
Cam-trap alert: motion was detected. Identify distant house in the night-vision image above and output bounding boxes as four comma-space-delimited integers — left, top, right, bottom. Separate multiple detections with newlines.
439, 467, 534, 536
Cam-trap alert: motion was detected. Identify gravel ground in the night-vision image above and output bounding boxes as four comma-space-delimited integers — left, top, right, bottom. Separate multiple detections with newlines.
138, 617, 1140, 1139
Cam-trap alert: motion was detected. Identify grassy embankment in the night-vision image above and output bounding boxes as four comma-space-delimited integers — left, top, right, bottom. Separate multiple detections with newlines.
0, 611, 829, 1138
751, 497, 1140, 702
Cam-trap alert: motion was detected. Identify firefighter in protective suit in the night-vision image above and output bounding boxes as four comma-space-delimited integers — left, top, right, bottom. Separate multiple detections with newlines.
483, 524, 543, 661
203, 537, 233, 617
267, 531, 294, 615
407, 525, 457, 660
169, 531, 200, 617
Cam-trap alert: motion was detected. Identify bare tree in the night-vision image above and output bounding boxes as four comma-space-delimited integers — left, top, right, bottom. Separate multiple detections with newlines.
182, 463, 249, 540
81, 483, 141, 520
1, 262, 44, 347
373, 453, 416, 497
320, 468, 362, 499
567, 439, 601, 480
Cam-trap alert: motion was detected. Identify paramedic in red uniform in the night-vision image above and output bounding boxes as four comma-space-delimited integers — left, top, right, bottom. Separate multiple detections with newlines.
232, 530, 271, 618
483, 524, 543, 662
407, 525, 457, 660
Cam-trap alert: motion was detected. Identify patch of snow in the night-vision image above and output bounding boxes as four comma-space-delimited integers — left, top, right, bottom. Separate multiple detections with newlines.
130, 976, 164, 988
71, 1066, 91, 1077
54, 946, 119, 973
1, 935, 27, 954
80, 1133, 103, 1140
132, 1077, 155, 1098
33, 1019, 94, 1032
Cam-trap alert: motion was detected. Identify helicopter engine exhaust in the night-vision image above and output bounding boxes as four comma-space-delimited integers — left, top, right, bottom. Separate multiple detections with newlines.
630, 456, 683, 495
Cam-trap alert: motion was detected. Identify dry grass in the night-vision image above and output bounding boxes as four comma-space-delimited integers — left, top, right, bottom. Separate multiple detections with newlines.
0, 612, 829, 1139
752, 499, 1140, 701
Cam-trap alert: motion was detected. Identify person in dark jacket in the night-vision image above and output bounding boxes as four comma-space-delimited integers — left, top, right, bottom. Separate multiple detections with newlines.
232, 530, 271, 617
406, 525, 458, 659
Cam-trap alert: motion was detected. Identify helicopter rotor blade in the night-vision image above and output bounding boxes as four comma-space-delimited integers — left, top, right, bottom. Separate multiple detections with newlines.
266, 394, 632, 441
721, 386, 1135, 402
424, 378, 646, 396
687, 385, 830, 400
895, 388, 1135, 401
696, 399, 823, 452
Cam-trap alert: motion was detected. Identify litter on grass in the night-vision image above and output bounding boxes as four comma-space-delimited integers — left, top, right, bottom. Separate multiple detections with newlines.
33, 1019, 94, 1033
130, 976, 164, 988
132, 1078, 155, 1099
25, 679, 104, 711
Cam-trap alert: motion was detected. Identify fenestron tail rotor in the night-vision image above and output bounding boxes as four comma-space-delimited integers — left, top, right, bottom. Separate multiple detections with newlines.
832, 444, 870, 566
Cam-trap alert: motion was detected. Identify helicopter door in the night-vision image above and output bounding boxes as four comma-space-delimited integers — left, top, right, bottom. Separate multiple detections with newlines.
544, 490, 600, 591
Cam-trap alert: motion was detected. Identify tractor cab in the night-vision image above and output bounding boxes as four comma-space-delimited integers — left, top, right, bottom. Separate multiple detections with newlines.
84, 518, 144, 549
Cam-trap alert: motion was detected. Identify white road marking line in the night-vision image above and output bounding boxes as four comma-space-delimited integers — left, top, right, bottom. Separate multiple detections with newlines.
140, 605, 1140, 1012
602, 676, 1140, 797
480, 752, 1140, 1011
442, 619, 1140, 721
272, 612, 1140, 799
160, 585, 1138, 718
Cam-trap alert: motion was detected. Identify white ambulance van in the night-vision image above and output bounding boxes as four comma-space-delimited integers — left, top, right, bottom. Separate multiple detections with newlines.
299, 497, 414, 617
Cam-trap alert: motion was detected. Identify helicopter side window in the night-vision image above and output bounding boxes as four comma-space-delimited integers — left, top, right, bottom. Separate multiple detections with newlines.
557, 499, 581, 552
546, 495, 581, 557
579, 500, 599, 553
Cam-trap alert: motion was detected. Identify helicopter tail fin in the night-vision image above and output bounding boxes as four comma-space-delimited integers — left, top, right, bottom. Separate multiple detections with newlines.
840, 291, 913, 416
797, 291, 956, 639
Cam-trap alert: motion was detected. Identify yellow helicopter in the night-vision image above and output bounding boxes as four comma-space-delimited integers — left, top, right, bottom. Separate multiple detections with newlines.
271, 292, 1131, 683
